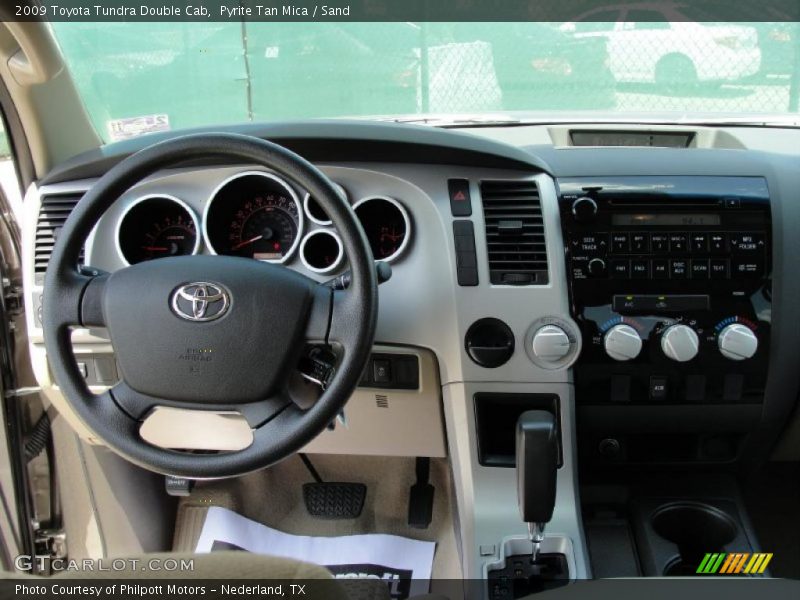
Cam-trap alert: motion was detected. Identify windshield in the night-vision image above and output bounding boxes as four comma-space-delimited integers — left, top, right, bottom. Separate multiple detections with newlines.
50, 21, 799, 142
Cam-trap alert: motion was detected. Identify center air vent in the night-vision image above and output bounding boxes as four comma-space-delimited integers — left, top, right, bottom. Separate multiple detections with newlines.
480, 180, 548, 285
34, 193, 84, 282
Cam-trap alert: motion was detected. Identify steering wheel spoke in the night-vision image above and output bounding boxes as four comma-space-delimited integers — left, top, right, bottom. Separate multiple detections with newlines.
327, 289, 363, 346
304, 282, 334, 343
44, 271, 107, 330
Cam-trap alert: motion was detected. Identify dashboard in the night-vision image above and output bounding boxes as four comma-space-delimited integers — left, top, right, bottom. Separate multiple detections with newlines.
24, 121, 800, 437
19, 119, 800, 578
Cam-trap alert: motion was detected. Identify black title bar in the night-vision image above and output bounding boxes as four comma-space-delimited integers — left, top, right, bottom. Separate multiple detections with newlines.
4, 0, 800, 22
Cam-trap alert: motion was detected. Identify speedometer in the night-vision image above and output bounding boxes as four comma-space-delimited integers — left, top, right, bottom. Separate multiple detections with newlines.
204, 171, 303, 263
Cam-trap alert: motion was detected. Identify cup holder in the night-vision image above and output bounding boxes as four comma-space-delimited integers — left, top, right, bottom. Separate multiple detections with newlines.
651, 502, 738, 576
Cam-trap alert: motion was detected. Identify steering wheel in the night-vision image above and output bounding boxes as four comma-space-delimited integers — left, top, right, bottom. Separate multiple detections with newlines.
43, 133, 378, 478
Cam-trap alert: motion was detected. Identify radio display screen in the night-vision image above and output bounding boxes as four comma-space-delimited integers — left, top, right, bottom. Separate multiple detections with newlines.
612, 213, 721, 227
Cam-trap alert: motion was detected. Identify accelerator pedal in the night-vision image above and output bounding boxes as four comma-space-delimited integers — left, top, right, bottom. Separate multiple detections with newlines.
407, 457, 435, 529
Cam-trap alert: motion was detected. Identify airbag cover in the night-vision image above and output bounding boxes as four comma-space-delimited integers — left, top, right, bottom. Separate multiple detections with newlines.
102, 255, 315, 404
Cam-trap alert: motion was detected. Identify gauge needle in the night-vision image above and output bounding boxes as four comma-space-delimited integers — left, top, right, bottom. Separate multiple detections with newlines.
232, 235, 263, 250
142, 246, 169, 252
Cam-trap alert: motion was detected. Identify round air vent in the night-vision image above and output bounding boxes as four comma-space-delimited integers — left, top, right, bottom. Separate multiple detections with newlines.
465, 318, 515, 368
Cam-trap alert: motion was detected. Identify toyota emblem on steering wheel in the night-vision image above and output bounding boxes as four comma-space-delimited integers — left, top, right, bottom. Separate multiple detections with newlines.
171, 282, 230, 322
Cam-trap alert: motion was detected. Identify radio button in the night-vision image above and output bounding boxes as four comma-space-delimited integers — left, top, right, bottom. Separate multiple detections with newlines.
709, 233, 728, 254
651, 234, 669, 253
732, 259, 764, 279
710, 259, 729, 279
631, 234, 649, 253
652, 259, 669, 279
669, 233, 688, 253
588, 257, 608, 278
690, 233, 709, 252
631, 259, 649, 279
610, 260, 630, 279
730, 232, 765, 254
670, 259, 689, 279
691, 259, 710, 279
577, 234, 607, 256
611, 233, 630, 253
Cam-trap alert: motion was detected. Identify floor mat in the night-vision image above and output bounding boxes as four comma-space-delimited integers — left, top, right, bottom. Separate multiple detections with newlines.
196, 506, 435, 597
173, 455, 463, 585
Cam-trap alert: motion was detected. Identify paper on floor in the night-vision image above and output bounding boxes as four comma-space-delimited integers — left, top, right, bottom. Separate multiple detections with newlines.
196, 506, 436, 598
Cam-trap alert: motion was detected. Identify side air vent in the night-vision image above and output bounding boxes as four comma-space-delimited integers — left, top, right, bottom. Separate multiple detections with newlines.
480, 180, 548, 285
34, 193, 84, 282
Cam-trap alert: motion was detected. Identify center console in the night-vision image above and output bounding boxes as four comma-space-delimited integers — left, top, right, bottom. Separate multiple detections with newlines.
558, 176, 771, 466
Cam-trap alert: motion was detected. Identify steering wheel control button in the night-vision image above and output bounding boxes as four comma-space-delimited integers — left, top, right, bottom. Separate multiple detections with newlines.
661, 324, 700, 362
604, 324, 642, 362
448, 178, 472, 217
649, 376, 669, 401
718, 323, 759, 361
298, 347, 337, 389
465, 318, 515, 368
453, 220, 479, 286
170, 282, 230, 322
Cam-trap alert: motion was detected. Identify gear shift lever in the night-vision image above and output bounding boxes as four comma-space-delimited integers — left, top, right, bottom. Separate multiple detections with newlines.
516, 410, 558, 563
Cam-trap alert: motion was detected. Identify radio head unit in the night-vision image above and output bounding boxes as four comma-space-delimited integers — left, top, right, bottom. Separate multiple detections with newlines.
558, 176, 771, 413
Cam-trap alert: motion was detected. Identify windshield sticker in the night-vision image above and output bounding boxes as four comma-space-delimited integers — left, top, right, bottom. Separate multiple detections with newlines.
107, 114, 170, 142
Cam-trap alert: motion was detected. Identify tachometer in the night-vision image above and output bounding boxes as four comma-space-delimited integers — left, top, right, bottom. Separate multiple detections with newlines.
204, 171, 303, 262
116, 195, 200, 265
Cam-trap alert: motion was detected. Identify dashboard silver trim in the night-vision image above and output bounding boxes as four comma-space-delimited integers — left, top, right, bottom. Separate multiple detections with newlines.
351, 194, 411, 264
114, 193, 202, 266
302, 182, 347, 226
201, 170, 304, 264
299, 228, 344, 274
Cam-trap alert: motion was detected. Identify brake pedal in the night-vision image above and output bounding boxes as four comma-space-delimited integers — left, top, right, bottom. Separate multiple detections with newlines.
303, 482, 366, 519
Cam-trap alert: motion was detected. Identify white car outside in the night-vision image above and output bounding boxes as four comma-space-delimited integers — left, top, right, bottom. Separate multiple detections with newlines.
561, 4, 761, 84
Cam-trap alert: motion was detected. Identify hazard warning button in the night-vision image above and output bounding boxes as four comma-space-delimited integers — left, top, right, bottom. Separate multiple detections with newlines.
448, 178, 472, 217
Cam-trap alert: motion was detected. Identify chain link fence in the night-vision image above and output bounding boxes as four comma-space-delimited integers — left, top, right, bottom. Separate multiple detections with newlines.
50, 21, 800, 141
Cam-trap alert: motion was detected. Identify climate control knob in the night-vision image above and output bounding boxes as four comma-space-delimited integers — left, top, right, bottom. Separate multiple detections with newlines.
603, 324, 642, 361
531, 325, 572, 362
718, 323, 758, 361
661, 324, 699, 362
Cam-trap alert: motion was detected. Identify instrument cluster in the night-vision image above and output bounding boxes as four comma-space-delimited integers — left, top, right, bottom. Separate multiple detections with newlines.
114, 170, 412, 274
